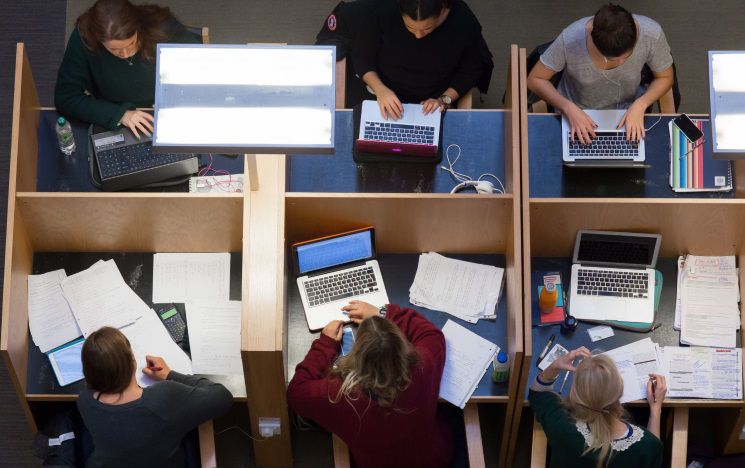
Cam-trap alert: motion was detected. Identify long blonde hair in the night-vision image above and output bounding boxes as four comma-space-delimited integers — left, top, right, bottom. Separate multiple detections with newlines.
565, 354, 627, 468
329, 316, 419, 409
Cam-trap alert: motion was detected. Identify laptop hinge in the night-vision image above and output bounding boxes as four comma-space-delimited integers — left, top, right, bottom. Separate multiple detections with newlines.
306, 260, 369, 278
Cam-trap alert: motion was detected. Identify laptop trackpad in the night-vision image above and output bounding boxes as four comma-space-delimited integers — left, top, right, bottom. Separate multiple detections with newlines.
573, 297, 631, 322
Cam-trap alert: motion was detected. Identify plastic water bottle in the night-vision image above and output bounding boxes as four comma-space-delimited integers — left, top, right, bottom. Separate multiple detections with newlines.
492, 351, 510, 383
55, 116, 76, 155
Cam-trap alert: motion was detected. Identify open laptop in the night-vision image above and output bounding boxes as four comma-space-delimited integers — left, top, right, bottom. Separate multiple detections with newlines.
292, 227, 389, 331
569, 230, 661, 324
355, 100, 441, 158
562, 109, 646, 167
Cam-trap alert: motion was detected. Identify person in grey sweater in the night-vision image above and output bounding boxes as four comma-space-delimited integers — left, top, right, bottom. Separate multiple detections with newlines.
77, 326, 232, 468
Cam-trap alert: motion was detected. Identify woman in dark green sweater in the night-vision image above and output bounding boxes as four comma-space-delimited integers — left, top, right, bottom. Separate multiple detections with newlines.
529, 347, 667, 468
54, 0, 199, 136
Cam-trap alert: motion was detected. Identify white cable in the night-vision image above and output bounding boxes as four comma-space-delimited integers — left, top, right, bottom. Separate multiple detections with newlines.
440, 144, 505, 194
215, 425, 268, 442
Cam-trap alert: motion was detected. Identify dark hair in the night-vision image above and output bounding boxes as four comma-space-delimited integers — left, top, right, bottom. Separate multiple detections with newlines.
76, 0, 174, 61
591, 4, 637, 58
398, 0, 452, 21
82, 327, 135, 394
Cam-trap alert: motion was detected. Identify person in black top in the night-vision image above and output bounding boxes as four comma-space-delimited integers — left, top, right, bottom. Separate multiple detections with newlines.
320, 0, 491, 119
77, 327, 232, 468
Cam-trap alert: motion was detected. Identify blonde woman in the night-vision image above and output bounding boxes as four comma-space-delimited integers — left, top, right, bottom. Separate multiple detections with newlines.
287, 301, 454, 468
530, 347, 667, 468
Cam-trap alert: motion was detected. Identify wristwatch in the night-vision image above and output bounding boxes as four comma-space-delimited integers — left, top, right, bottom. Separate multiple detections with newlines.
439, 95, 453, 107
378, 305, 387, 318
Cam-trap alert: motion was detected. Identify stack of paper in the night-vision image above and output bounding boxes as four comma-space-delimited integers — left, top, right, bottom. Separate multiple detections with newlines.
659, 347, 742, 400
439, 320, 499, 408
153, 253, 231, 303
186, 301, 243, 375
28, 269, 82, 352
675, 255, 739, 348
602, 338, 661, 403
409, 252, 504, 323
61, 260, 148, 336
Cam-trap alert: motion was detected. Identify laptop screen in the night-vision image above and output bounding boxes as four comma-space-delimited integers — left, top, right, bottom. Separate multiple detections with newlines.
573, 230, 661, 269
294, 228, 374, 275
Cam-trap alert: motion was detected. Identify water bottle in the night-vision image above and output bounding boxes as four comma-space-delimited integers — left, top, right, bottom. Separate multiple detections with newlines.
491, 351, 510, 383
55, 116, 76, 155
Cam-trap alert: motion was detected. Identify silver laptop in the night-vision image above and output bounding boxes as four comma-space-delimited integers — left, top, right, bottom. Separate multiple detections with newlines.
569, 230, 661, 324
356, 100, 441, 158
292, 227, 389, 331
562, 109, 646, 167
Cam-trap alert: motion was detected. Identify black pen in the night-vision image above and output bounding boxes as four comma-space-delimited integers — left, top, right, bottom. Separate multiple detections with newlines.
538, 334, 556, 363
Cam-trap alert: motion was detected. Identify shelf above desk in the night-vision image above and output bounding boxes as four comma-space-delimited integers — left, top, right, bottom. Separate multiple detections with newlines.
25, 252, 246, 399
288, 110, 507, 194
528, 115, 734, 199
286, 253, 510, 401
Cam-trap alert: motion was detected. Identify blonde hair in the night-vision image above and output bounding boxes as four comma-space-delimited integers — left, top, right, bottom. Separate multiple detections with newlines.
565, 354, 627, 468
329, 316, 419, 409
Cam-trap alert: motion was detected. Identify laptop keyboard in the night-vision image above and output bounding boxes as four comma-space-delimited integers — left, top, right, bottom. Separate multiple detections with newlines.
576, 268, 649, 298
363, 121, 435, 145
304, 266, 379, 307
568, 131, 640, 158
97, 142, 194, 179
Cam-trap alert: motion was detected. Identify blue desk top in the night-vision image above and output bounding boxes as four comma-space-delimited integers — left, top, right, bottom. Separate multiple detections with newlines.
36, 111, 244, 192
525, 257, 741, 400
288, 110, 506, 193
287, 253, 509, 398
528, 114, 733, 199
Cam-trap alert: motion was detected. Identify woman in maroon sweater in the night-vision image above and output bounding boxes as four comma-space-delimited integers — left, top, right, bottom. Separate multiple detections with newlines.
287, 301, 454, 468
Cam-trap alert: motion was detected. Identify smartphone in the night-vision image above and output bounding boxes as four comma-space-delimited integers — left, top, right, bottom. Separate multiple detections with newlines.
673, 114, 704, 143
340, 326, 356, 356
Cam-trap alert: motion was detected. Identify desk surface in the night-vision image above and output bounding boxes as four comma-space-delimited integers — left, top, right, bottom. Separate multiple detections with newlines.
528, 115, 734, 199
287, 253, 510, 399
288, 110, 506, 194
26, 252, 246, 398
525, 257, 742, 402
37, 111, 245, 192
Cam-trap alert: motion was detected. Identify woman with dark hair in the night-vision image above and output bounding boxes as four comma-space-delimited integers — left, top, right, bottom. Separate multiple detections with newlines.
287, 300, 454, 468
530, 347, 666, 467
527, 3, 674, 144
55, 0, 199, 136
319, 0, 491, 119
77, 327, 232, 468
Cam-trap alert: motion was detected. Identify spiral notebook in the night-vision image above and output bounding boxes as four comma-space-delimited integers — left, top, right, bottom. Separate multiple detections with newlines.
669, 119, 732, 192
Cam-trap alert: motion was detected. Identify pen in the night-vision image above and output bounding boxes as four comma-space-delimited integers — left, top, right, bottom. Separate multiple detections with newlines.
650, 376, 657, 402
537, 334, 556, 363
559, 370, 571, 394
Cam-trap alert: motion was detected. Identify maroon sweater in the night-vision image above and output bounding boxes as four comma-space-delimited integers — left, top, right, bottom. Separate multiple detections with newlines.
287, 305, 453, 468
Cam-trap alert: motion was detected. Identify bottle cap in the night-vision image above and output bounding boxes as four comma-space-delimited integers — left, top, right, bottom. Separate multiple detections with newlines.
57, 117, 66, 126
497, 351, 508, 363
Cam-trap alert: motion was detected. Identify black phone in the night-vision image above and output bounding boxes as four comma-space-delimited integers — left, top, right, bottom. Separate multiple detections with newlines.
673, 114, 704, 143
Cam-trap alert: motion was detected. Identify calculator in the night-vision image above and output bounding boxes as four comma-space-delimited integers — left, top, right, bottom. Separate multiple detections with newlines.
155, 304, 187, 344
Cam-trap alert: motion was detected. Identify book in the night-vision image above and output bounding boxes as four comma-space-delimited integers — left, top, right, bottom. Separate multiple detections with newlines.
669, 119, 732, 192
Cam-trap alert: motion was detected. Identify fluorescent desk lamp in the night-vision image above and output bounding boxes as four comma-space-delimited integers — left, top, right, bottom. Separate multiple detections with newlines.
153, 44, 336, 155
709, 51, 745, 159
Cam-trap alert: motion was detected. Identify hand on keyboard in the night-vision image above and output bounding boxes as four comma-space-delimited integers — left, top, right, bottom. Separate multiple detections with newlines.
421, 98, 444, 115
563, 103, 597, 145
376, 86, 404, 120
120, 110, 154, 139
617, 100, 646, 142
341, 300, 380, 324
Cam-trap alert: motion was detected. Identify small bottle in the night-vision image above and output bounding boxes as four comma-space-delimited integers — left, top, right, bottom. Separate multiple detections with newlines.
539, 280, 559, 314
492, 351, 509, 383
55, 116, 76, 156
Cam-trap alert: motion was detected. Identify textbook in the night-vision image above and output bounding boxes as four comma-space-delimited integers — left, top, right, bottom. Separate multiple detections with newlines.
669, 119, 732, 192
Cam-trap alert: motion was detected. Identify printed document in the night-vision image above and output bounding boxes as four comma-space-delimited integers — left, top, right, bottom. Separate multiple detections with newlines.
28, 269, 81, 352
153, 253, 231, 303
660, 347, 742, 399
410, 253, 504, 323
61, 260, 146, 336
603, 338, 661, 403
186, 301, 243, 375
439, 320, 498, 408
120, 311, 193, 387
675, 255, 739, 332
680, 272, 738, 348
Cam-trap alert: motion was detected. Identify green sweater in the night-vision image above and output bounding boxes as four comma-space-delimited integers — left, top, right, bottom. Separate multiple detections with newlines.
54, 19, 199, 129
529, 381, 663, 468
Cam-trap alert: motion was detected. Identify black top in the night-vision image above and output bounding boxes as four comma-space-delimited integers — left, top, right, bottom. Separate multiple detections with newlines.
349, 0, 484, 103
54, 18, 199, 130
77, 372, 232, 468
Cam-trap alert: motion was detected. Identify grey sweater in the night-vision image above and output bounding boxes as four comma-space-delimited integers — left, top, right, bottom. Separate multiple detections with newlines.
77, 372, 232, 468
